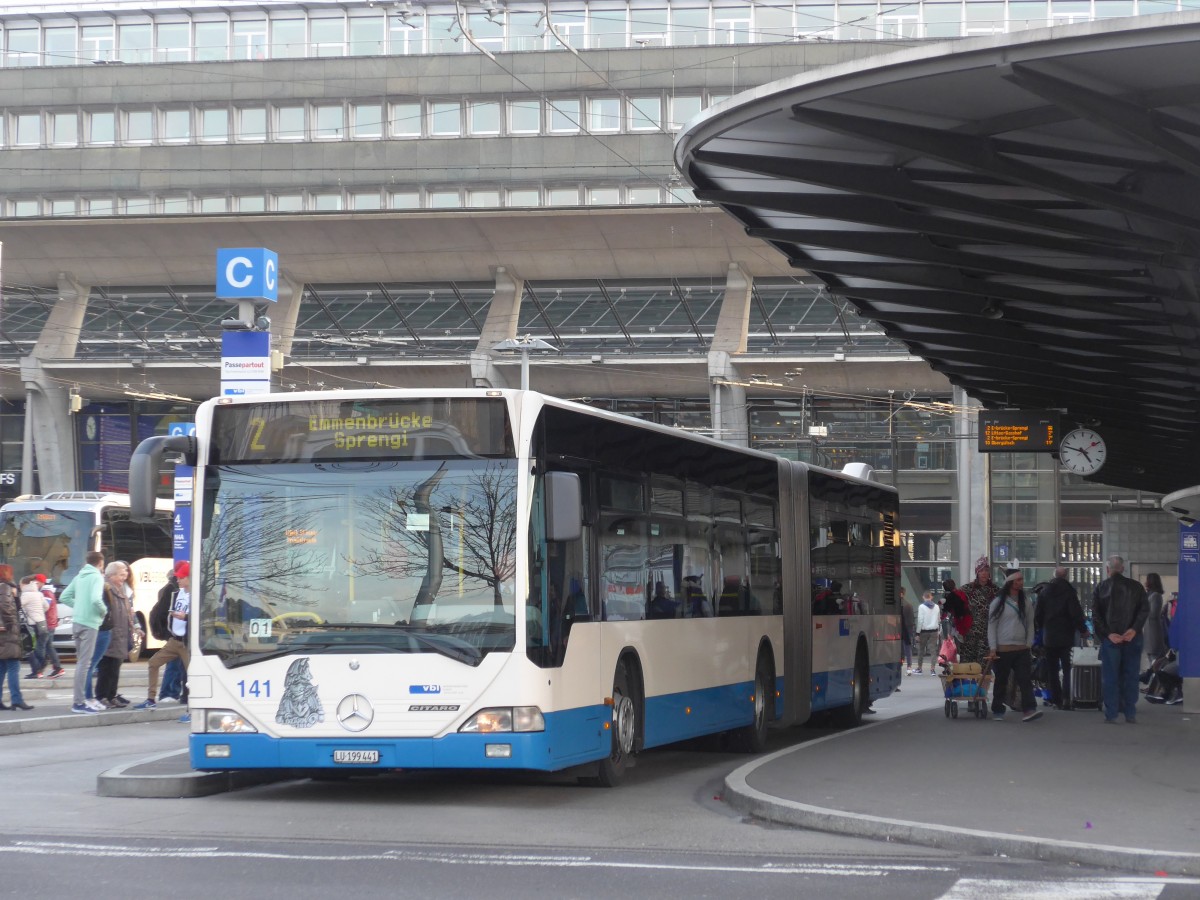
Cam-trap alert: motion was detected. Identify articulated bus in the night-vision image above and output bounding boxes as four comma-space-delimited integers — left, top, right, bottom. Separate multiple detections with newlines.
130, 390, 900, 784
0, 491, 175, 657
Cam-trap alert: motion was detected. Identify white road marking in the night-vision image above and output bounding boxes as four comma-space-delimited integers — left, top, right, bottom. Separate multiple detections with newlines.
938, 878, 1169, 899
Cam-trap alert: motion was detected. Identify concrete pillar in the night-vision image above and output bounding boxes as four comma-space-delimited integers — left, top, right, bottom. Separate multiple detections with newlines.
19, 273, 92, 493
271, 275, 306, 358
954, 386, 988, 580
708, 351, 747, 447
471, 266, 525, 388
711, 262, 751, 354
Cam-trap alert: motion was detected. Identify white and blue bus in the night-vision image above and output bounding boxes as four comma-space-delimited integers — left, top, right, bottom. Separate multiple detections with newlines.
130, 390, 900, 784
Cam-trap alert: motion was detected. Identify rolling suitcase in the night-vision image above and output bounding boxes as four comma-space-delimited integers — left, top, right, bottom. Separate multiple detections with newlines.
1071, 645, 1102, 709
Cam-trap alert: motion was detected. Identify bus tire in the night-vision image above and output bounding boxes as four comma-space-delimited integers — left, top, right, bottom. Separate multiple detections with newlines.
833, 643, 869, 728
583, 663, 638, 787
729, 652, 773, 754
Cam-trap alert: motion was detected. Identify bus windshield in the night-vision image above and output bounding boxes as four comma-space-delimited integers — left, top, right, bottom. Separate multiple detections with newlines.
0, 509, 94, 584
199, 459, 519, 667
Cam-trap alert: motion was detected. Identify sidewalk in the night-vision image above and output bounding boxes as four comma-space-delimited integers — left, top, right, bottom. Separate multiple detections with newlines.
725, 670, 1200, 876
0, 661, 188, 736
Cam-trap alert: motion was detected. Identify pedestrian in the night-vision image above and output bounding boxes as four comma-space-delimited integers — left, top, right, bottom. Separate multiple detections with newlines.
1033, 566, 1086, 709
35, 574, 65, 677
1142, 573, 1166, 667
94, 561, 138, 709
18, 575, 57, 679
1093, 555, 1149, 724
987, 570, 1041, 722
58, 550, 107, 714
915, 590, 941, 673
899, 587, 915, 675
138, 561, 190, 710
958, 556, 997, 664
0, 580, 35, 711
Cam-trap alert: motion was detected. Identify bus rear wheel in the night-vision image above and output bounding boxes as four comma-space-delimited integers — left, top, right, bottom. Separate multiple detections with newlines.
582, 664, 637, 787
729, 653, 773, 753
833, 645, 869, 728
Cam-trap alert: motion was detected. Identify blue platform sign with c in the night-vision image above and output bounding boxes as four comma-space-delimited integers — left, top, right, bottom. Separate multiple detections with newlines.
216, 247, 278, 302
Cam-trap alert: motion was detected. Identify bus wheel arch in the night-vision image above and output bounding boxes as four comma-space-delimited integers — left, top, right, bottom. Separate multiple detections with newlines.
582, 651, 643, 787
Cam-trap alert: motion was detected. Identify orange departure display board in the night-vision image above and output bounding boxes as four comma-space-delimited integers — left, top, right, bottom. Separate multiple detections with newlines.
978, 409, 1060, 452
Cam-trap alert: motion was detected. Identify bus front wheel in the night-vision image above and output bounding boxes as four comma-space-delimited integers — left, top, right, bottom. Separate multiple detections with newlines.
729, 653, 773, 753
584, 664, 638, 787
833, 645, 869, 728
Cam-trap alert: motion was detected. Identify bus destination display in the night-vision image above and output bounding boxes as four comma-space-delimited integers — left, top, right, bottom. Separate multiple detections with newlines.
977, 409, 1059, 453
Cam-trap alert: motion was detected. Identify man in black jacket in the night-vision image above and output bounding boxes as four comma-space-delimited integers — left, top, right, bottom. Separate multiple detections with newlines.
1092, 555, 1149, 724
1034, 567, 1086, 709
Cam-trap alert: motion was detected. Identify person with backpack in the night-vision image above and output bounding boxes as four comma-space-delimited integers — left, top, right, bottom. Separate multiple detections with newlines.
150, 572, 184, 702
138, 561, 190, 710
35, 575, 65, 677
0, 580, 35, 711
19, 575, 64, 679
1033, 566, 1086, 710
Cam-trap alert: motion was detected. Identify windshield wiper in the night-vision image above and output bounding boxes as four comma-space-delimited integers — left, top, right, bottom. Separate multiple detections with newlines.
210, 627, 482, 669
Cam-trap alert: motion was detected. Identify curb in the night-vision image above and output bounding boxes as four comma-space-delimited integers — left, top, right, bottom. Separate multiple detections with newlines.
97, 749, 281, 798
0, 706, 185, 736
723, 721, 1200, 877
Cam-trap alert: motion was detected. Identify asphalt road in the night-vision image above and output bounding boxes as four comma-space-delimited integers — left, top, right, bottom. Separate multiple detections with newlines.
3, 699, 1194, 899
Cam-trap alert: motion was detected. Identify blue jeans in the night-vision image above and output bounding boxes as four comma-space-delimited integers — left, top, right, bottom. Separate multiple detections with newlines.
86, 630, 112, 700
0, 658, 25, 706
159, 658, 184, 700
1100, 635, 1143, 720
30, 622, 60, 674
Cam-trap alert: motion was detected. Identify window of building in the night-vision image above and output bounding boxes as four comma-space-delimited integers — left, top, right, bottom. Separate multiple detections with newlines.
312, 16, 347, 56
628, 96, 662, 131
507, 188, 540, 206
52, 112, 78, 146
275, 193, 304, 211
548, 98, 581, 133
161, 196, 189, 214
588, 96, 621, 132
428, 190, 462, 208
162, 108, 191, 143
508, 99, 541, 134
468, 13, 505, 52
312, 192, 343, 210
49, 199, 77, 216
349, 15, 385, 55
5, 29, 39, 67
155, 21, 190, 62
270, 18, 306, 58
237, 107, 267, 141
124, 196, 152, 214
13, 113, 40, 147
124, 110, 153, 143
922, 2, 963, 38
548, 10, 586, 49
507, 11, 543, 51
87, 198, 114, 216
351, 191, 381, 209
200, 108, 228, 141
671, 8, 710, 45
547, 187, 580, 205
795, 3, 837, 36
591, 7, 628, 48
588, 187, 620, 205
236, 195, 266, 212
390, 101, 422, 137
668, 186, 697, 204
1009, 1, 1049, 29
469, 101, 501, 135
713, 2, 752, 43
81, 24, 115, 62
88, 111, 115, 144
198, 196, 228, 213
44, 27, 77, 66
388, 13, 425, 55
430, 101, 462, 136
194, 20, 227, 61
628, 186, 661, 204
118, 22, 152, 63
276, 105, 305, 140
425, 14, 457, 53
669, 95, 703, 130
964, 1, 1005, 33
11, 199, 41, 217
757, 3, 795, 42
232, 18, 268, 60
468, 189, 500, 207
351, 103, 383, 138
313, 104, 344, 139
389, 191, 421, 208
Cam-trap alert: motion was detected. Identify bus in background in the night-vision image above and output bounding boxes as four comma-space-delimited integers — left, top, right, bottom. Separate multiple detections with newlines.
0, 491, 175, 658
130, 390, 899, 784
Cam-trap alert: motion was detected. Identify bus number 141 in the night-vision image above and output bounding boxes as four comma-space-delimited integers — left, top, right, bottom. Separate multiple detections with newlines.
237, 680, 271, 698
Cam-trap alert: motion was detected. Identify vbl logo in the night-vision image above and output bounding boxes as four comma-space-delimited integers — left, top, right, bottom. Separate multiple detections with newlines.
409, 684, 441, 694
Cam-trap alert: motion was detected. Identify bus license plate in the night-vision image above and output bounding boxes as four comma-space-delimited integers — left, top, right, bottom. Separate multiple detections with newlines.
333, 750, 379, 764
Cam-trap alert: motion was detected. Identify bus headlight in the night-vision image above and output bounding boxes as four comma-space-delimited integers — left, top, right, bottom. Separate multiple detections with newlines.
459, 707, 545, 733
205, 709, 259, 733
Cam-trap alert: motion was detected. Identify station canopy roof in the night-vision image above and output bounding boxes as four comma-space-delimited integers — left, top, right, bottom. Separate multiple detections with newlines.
676, 14, 1200, 495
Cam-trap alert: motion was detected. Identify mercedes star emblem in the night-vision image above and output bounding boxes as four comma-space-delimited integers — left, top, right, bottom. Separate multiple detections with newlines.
336, 694, 374, 732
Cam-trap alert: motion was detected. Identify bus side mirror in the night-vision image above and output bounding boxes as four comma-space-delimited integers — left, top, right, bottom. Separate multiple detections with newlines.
544, 471, 582, 543
130, 434, 195, 522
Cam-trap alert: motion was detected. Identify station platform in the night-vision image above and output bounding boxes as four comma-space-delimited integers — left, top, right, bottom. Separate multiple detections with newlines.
725, 670, 1200, 876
